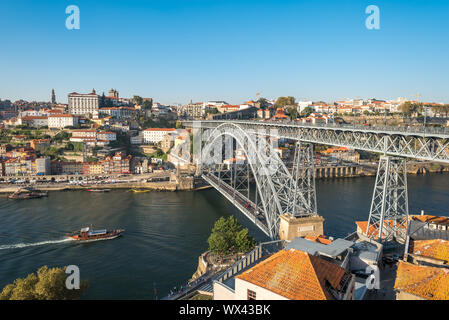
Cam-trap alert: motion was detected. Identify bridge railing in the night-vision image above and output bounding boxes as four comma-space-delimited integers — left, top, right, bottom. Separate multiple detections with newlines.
191, 119, 449, 137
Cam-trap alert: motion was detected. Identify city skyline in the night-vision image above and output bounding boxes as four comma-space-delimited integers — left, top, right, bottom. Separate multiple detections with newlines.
1, 0, 449, 104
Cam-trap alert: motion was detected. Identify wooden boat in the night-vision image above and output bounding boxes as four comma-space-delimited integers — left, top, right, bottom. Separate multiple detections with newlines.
8, 188, 48, 200
67, 227, 124, 241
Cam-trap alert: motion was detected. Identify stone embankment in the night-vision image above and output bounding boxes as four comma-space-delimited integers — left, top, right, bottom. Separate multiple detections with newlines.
0, 176, 194, 193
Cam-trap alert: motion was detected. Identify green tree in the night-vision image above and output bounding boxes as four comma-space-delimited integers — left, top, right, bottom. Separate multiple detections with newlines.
0, 266, 88, 300
301, 106, 314, 117
287, 106, 299, 119
143, 100, 153, 110
207, 216, 256, 255
133, 95, 143, 105
275, 96, 297, 108
257, 98, 269, 109
53, 131, 71, 143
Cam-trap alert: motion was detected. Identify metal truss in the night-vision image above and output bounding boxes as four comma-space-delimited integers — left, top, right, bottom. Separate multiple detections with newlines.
198, 123, 314, 239
289, 142, 317, 217
366, 156, 409, 243
187, 120, 449, 163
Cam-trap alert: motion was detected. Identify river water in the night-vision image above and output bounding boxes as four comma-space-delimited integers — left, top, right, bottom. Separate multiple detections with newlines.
0, 173, 447, 299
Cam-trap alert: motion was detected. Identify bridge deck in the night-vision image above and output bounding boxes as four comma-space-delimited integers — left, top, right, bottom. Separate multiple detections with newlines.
202, 174, 270, 236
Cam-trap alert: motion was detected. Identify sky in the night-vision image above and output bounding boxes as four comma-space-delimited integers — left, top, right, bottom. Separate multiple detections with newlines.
0, 0, 448, 105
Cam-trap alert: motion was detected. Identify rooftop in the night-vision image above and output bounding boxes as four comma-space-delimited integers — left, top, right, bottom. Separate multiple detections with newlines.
236, 249, 351, 300
410, 239, 449, 264
394, 261, 449, 300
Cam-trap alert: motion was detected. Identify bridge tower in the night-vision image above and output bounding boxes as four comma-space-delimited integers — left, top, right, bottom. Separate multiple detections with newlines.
279, 142, 324, 241
289, 142, 317, 216
366, 156, 409, 244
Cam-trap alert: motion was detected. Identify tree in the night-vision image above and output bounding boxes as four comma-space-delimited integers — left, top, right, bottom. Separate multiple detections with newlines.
301, 106, 314, 117
133, 96, 143, 106
143, 100, 153, 110
257, 98, 269, 109
208, 216, 256, 256
399, 101, 423, 116
275, 96, 297, 108
287, 106, 299, 119
0, 266, 88, 300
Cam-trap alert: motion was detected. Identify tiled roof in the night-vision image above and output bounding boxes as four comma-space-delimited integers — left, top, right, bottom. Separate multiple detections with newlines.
356, 219, 407, 239
410, 239, 449, 264
143, 128, 176, 132
394, 261, 449, 300
236, 249, 350, 300
411, 215, 449, 226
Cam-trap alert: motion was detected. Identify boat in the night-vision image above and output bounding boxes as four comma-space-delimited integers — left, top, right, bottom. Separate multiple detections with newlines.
8, 188, 48, 200
131, 189, 150, 193
87, 189, 111, 192
67, 227, 124, 241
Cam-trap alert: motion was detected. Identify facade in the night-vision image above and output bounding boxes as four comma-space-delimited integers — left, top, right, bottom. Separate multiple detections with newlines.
20, 116, 48, 127
99, 106, 137, 119
185, 103, 205, 119
161, 133, 174, 153
142, 128, 176, 144
102, 153, 131, 174
68, 89, 100, 116
35, 157, 51, 175
48, 114, 78, 129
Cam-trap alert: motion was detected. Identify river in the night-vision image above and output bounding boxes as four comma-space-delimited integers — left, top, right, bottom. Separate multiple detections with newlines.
0, 173, 447, 299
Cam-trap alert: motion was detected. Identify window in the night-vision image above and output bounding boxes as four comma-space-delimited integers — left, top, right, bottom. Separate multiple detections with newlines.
247, 289, 256, 300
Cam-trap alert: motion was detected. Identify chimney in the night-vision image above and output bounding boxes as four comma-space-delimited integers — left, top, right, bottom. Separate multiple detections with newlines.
421, 210, 425, 216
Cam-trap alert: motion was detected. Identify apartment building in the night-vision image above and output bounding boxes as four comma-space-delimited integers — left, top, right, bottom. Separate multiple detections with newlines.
48, 114, 78, 129
142, 128, 176, 144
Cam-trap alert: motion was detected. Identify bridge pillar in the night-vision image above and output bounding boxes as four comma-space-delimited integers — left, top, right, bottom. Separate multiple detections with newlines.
278, 214, 325, 241
366, 156, 409, 244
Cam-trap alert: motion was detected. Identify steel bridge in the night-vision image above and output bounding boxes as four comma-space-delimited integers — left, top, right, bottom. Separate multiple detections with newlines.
183, 120, 449, 242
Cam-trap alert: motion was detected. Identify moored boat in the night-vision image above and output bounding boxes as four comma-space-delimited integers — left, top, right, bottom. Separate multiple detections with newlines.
67, 227, 124, 241
8, 188, 48, 200
131, 189, 150, 193
87, 189, 111, 192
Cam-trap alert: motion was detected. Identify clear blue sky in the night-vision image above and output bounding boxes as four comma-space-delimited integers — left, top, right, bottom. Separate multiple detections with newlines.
0, 0, 448, 105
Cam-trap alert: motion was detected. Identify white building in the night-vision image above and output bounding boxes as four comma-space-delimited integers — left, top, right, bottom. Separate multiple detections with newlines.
68, 89, 100, 116
20, 116, 48, 127
48, 114, 78, 129
142, 128, 176, 144
97, 131, 117, 141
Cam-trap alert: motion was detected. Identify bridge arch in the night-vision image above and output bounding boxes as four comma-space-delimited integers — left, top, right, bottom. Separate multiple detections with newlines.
199, 122, 311, 239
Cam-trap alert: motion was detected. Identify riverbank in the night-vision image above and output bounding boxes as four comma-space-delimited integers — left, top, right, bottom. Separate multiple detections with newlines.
0, 177, 195, 193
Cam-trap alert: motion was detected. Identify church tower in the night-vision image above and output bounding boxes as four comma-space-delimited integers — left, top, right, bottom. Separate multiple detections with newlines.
51, 89, 56, 104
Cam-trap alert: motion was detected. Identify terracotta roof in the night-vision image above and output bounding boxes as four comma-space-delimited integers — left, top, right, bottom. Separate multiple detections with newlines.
143, 128, 176, 132
236, 249, 350, 300
410, 239, 449, 264
411, 215, 449, 226
394, 261, 449, 300
356, 219, 407, 239
48, 114, 74, 118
